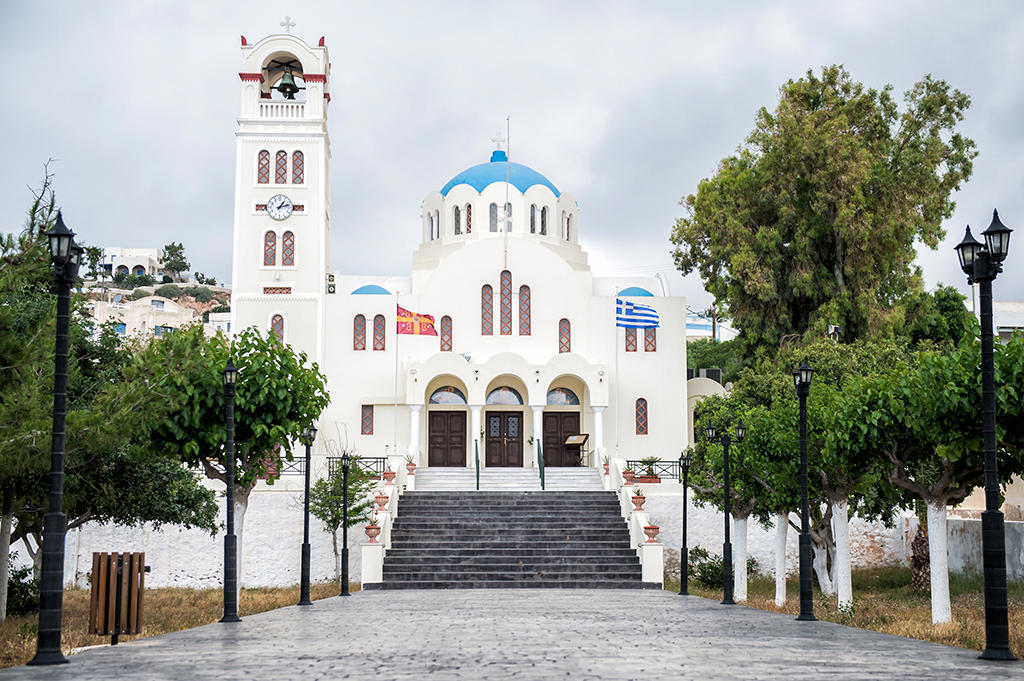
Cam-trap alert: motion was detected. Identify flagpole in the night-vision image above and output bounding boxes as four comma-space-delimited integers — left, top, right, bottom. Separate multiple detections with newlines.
393, 295, 399, 461
614, 322, 620, 456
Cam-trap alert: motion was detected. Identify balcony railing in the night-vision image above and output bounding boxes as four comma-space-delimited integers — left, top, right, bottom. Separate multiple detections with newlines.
326, 456, 389, 479
258, 101, 306, 119
625, 460, 681, 481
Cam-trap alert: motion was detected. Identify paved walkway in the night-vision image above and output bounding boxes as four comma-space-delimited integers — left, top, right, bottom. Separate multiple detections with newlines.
2, 590, 1018, 680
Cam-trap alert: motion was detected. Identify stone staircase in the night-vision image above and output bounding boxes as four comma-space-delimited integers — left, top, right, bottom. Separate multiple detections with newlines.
368, 489, 652, 589
414, 467, 603, 491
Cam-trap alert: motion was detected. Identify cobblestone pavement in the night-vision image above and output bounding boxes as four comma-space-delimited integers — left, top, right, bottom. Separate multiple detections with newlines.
2, 589, 1019, 680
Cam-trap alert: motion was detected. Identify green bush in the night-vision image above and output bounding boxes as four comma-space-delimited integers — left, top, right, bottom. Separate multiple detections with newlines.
123, 273, 157, 289
688, 545, 758, 589
131, 288, 150, 301
7, 552, 40, 616
161, 274, 173, 284
155, 284, 183, 299
184, 286, 213, 303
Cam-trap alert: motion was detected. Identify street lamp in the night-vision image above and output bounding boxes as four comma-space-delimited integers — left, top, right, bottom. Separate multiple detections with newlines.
703, 420, 744, 605
340, 452, 351, 597
955, 210, 1016, 661
29, 213, 81, 666
793, 358, 816, 622
679, 450, 693, 596
298, 423, 317, 606
220, 359, 241, 623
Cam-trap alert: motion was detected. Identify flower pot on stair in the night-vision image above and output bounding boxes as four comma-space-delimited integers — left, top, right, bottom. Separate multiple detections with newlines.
374, 493, 389, 512
365, 523, 382, 543
630, 493, 646, 512
622, 469, 636, 485
643, 525, 660, 543
382, 470, 396, 485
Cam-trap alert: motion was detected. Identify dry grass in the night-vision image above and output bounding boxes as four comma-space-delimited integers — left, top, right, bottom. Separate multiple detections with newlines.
673, 567, 1024, 653
0, 581, 359, 669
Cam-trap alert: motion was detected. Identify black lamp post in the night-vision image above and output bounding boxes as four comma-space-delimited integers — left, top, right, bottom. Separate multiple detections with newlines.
704, 420, 745, 605
220, 359, 241, 623
793, 358, 816, 622
955, 210, 1016, 661
298, 424, 317, 606
340, 452, 351, 597
679, 450, 693, 596
29, 213, 81, 666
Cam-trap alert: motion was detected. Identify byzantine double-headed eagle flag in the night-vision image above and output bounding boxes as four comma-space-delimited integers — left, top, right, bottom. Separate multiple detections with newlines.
396, 305, 438, 336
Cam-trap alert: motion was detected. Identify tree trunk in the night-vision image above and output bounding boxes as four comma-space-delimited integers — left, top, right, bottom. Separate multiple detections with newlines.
0, 487, 13, 621
910, 523, 930, 591
926, 501, 952, 624
331, 530, 341, 585
22, 534, 42, 580
774, 512, 788, 607
832, 499, 853, 610
233, 483, 253, 599
733, 513, 749, 602
812, 543, 834, 595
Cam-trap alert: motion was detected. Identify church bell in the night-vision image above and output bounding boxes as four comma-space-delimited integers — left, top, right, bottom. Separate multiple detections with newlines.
277, 70, 299, 99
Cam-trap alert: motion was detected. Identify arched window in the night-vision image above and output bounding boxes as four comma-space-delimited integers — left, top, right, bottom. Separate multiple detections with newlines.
546, 388, 580, 405
530, 204, 537, 233
133, 265, 145, 276
625, 327, 637, 352
427, 213, 434, 240
292, 151, 304, 184
635, 398, 649, 435
486, 386, 523, 405
500, 270, 513, 335
263, 231, 277, 266
454, 205, 461, 235
353, 314, 366, 350
567, 214, 573, 241
435, 210, 440, 239
257, 150, 270, 184
489, 203, 498, 232
373, 314, 386, 351
561, 211, 567, 239
540, 206, 548, 235
518, 285, 531, 335
430, 386, 467, 404
481, 285, 493, 335
504, 202, 512, 232
275, 150, 288, 184
558, 318, 571, 353
465, 204, 472, 233
644, 327, 657, 352
440, 315, 453, 351
281, 231, 295, 266
271, 314, 285, 342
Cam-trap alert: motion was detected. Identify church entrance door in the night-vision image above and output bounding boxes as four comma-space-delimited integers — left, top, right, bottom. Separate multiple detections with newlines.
543, 412, 582, 466
485, 412, 523, 467
427, 411, 466, 467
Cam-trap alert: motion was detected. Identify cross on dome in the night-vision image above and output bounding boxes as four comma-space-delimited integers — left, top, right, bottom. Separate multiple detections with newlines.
280, 16, 296, 33
490, 131, 506, 151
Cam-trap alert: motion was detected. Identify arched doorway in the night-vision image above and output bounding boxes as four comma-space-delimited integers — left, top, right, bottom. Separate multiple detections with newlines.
484, 384, 525, 467
426, 383, 468, 467
543, 385, 583, 466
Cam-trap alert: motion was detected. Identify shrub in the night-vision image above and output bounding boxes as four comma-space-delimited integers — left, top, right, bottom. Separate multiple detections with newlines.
131, 288, 150, 301
7, 552, 40, 616
123, 273, 157, 289
688, 545, 759, 589
155, 284, 183, 299
184, 286, 213, 303
161, 274, 173, 284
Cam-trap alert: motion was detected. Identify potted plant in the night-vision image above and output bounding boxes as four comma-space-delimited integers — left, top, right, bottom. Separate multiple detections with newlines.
630, 487, 646, 512
382, 467, 397, 485
374, 490, 389, 512
404, 454, 416, 476
622, 467, 636, 485
637, 456, 661, 483
364, 513, 382, 543
643, 524, 660, 543
602, 455, 610, 475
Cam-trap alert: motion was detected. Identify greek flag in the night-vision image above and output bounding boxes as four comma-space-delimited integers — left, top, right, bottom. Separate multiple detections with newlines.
616, 298, 659, 328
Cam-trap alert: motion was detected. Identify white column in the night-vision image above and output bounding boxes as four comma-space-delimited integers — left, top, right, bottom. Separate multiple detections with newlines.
470, 405, 483, 469
408, 404, 422, 465
592, 406, 606, 465
531, 406, 543, 468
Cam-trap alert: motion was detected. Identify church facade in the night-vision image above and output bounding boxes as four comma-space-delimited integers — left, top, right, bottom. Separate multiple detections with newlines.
230, 32, 689, 472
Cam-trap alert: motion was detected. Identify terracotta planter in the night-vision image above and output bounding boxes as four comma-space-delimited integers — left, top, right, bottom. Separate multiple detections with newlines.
622, 470, 636, 484
602, 463, 609, 475
643, 525, 660, 543
365, 524, 381, 543
406, 462, 416, 476
636, 475, 661, 484
631, 495, 646, 512
383, 470, 397, 485
374, 494, 389, 512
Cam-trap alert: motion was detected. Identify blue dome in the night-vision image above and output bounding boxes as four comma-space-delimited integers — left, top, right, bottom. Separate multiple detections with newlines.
617, 286, 655, 297
441, 150, 560, 198
351, 284, 391, 295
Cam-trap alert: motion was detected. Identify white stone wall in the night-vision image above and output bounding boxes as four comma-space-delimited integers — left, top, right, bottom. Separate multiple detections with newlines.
947, 517, 1024, 582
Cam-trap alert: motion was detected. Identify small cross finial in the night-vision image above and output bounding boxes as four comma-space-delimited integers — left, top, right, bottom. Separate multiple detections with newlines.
280, 16, 296, 33
490, 131, 506, 151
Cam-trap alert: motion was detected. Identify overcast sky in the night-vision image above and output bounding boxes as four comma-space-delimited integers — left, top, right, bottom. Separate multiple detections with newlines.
3, 1, 1023, 308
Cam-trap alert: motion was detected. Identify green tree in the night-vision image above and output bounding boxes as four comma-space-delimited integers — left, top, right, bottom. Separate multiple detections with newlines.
686, 337, 746, 384
671, 65, 976, 351
309, 455, 376, 586
159, 242, 190, 282
84, 246, 103, 281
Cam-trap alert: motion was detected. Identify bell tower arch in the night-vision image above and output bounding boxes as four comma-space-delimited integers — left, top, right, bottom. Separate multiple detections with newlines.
230, 33, 331, 365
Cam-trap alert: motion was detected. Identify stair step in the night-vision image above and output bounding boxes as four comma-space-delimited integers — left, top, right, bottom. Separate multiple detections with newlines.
365, 580, 657, 590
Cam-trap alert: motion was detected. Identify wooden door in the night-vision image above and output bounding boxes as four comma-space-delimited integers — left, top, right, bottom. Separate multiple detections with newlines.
543, 412, 581, 467
428, 411, 466, 467
485, 412, 523, 467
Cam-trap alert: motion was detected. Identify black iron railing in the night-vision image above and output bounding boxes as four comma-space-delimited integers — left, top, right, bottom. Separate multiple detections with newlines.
327, 456, 389, 479
277, 457, 306, 476
626, 460, 681, 480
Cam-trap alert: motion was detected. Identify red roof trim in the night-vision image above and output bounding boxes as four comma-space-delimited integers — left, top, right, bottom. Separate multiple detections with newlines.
239, 72, 264, 82
303, 73, 326, 83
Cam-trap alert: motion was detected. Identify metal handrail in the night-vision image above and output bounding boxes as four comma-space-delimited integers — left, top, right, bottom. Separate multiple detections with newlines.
327, 456, 388, 479
537, 441, 545, 490
475, 441, 480, 491
626, 460, 681, 480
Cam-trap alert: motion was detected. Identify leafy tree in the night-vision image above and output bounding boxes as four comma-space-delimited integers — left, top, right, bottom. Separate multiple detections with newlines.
309, 455, 376, 586
205, 276, 218, 286
160, 242, 190, 282
900, 285, 975, 347
84, 246, 103, 281
671, 65, 976, 351
111, 271, 127, 287
686, 337, 746, 384
155, 283, 183, 299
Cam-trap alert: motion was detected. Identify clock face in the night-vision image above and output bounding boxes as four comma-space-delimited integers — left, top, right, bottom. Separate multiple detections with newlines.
267, 194, 293, 220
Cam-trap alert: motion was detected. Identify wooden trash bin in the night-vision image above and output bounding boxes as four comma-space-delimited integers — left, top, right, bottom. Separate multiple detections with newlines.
88, 552, 146, 645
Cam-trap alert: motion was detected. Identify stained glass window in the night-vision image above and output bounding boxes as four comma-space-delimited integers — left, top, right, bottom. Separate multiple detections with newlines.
429, 386, 466, 404
500, 270, 512, 335
465, 204, 472, 233
530, 204, 536, 233
353, 314, 366, 351
635, 398, 649, 435
275, 150, 287, 184
292, 151, 304, 184
489, 203, 497, 232
257, 150, 270, 183
454, 206, 461, 235
281, 231, 295, 266
546, 388, 579, 405
625, 327, 637, 352
541, 206, 547, 235
518, 285, 531, 335
645, 327, 657, 352
440, 315, 452, 351
558, 318, 571, 353
486, 386, 523, 405
361, 405, 373, 435
271, 314, 284, 342
481, 285, 493, 335
373, 314, 386, 351
263, 231, 276, 266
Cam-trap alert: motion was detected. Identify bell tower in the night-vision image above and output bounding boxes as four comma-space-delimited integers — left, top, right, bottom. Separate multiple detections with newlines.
230, 31, 331, 364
